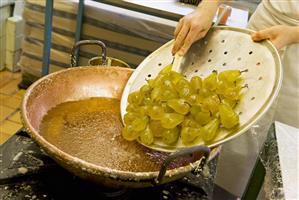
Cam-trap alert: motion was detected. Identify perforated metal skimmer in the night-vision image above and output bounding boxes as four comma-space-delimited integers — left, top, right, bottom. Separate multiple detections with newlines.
121, 26, 282, 152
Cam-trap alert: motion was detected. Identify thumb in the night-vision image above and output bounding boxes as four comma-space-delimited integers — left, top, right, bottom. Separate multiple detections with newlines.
251, 29, 272, 41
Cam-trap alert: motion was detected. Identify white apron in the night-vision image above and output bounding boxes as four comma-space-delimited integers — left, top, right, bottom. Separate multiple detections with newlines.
215, 0, 299, 197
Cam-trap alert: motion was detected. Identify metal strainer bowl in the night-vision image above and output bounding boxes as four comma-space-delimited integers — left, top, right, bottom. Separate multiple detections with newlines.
121, 26, 282, 152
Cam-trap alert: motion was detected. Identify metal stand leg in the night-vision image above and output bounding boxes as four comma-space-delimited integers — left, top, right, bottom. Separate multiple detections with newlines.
74, 0, 85, 66
242, 158, 266, 200
42, 0, 53, 76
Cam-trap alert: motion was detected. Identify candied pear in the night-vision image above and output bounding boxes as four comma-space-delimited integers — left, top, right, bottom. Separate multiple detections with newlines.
131, 116, 149, 131
219, 103, 239, 129
122, 125, 141, 141
161, 113, 184, 129
167, 99, 190, 115
201, 118, 220, 142
148, 105, 164, 120
181, 127, 201, 145
162, 127, 179, 145
218, 70, 241, 84
149, 120, 165, 137
203, 71, 217, 91
190, 76, 202, 91
140, 126, 154, 145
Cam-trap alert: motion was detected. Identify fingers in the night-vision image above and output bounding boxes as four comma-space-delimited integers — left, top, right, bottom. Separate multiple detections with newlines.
174, 19, 183, 39
271, 38, 284, 50
177, 28, 205, 56
251, 27, 281, 49
271, 40, 281, 49
252, 29, 273, 41
172, 23, 190, 55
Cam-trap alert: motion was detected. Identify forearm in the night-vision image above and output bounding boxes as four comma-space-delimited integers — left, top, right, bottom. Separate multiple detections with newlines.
196, 0, 220, 20
198, 0, 221, 9
291, 26, 299, 43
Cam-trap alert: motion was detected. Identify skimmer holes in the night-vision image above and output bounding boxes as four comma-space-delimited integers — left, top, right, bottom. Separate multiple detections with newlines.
242, 84, 249, 89
249, 51, 253, 55
251, 97, 256, 101
224, 51, 228, 55
147, 74, 152, 78
221, 40, 225, 43
158, 63, 162, 66
222, 63, 226, 66
256, 62, 261, 66
194, 69, 198, 73
237, 57, 241, 61
209, 49, 213, 53
208, 59, 212, 62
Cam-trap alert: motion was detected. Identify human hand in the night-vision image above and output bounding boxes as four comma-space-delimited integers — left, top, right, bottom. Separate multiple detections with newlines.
172, 2, 218, 56
252, 25, 299, 50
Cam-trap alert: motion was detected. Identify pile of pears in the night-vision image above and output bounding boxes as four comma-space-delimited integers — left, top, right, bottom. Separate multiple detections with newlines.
123, 64, 243, 146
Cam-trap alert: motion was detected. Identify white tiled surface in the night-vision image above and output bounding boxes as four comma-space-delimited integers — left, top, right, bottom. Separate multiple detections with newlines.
0, 4, 12, 71
0, 6, 11, 38
5, 49, 21, 72
0, 36, 6, 70
275, 121, 299, 200
6, 33, 23, 51
6, 16, 24, 36
6, 16, 24, 51
0, 49, 5, 70
0, 0, 15, 8
0, 35, 5, 49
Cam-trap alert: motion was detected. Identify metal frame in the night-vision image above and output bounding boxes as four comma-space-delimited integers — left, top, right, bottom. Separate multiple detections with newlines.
42, 0, 85, 76
74, 0, 85, 66
41, 0, 53, 76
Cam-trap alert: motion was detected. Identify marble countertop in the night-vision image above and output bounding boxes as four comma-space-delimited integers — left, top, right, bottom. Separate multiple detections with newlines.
275, 121, 299, 199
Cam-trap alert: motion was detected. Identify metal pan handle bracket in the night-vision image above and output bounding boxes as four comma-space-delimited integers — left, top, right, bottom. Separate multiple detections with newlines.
154, 145, 210, 185
70, 40, 107, 67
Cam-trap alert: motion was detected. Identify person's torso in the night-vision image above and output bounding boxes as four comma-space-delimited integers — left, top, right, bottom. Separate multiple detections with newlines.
267, 0, 299, 21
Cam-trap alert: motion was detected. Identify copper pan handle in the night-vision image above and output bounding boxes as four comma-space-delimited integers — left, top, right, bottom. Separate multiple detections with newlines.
70, 40, 107, 67
154, 145, 210, 185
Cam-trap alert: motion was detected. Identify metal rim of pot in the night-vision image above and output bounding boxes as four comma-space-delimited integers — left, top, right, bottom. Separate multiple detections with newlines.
88, 56, 131, 68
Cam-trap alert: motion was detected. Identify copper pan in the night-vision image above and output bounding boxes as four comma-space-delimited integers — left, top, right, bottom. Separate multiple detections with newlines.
21, 40, 219, 188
